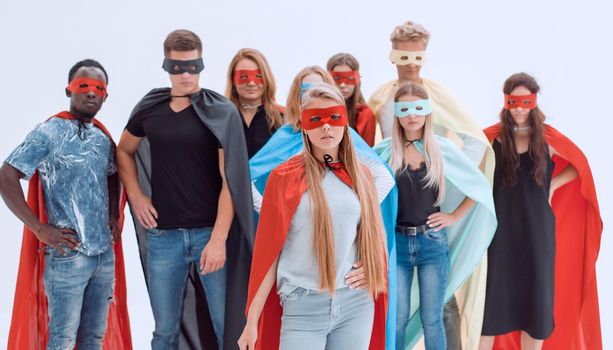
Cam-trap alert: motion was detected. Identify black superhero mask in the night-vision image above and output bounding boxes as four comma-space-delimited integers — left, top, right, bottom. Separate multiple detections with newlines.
162, 58, 205, 75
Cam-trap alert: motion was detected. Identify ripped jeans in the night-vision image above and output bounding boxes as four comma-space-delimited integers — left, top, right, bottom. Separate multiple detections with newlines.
44, 247, 115, 350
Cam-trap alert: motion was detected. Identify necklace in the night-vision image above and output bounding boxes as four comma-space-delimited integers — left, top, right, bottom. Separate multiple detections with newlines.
240, 103, 261, 110
405, 138, 421, 147
513, 126, 532, 132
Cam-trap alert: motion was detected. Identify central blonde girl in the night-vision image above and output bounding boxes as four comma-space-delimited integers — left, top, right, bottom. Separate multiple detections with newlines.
300, 83, 387, 297
390, 83, 446, 205
286, 66, 335, 130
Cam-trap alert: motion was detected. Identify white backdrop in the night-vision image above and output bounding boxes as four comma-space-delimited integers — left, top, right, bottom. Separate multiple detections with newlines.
1, 0, 611, 348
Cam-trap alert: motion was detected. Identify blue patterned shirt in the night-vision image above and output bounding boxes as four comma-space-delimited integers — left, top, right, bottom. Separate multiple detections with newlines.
5, 117, 116, 256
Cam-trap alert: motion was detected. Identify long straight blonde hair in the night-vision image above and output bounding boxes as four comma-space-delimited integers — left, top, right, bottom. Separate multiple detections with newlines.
301, 83, 387, 296
224, 48, 283, 131
390, 83, 445, 205
286, 66, 335, 130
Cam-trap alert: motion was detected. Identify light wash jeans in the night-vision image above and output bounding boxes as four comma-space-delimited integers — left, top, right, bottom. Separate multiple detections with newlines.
44, 247, 115, 350
396, 228, 449, 350
279, 286, 374, 350
146, 227, 227, 350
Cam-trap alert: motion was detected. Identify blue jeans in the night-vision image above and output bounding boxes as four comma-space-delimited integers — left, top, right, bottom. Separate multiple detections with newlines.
396, 229, 449, 350
43, 247, 115, 350
146, 227, 226, 350
279, 287, 374, 350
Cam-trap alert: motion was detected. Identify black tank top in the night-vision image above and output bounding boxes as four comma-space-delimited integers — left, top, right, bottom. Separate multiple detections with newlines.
396, 163, 440, 226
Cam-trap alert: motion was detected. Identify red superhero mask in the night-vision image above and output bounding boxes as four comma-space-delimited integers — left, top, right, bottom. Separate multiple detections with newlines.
329, 70, 361, 86
67, 78, 107, 97
233, 69, 264, 85
301, 105, 348, 130
504, 93, 537, 110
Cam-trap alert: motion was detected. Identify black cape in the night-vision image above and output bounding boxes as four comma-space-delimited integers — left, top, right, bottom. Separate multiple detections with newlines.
127, 88, 254, 350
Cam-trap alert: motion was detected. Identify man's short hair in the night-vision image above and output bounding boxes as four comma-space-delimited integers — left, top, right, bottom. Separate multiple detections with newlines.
390, 21, 431, 46
68, 59, 108, 83
163, 29, 203, 56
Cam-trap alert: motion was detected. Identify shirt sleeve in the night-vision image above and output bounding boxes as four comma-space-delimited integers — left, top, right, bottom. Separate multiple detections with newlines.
125, 111, 145, 137
5, 123, 51, 180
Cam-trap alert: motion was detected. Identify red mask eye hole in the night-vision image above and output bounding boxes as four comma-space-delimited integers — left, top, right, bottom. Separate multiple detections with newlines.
310, 116, 321, 122
331, 114, 341, 120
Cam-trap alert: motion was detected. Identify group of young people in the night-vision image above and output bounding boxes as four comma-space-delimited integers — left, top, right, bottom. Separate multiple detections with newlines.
0, 20, 602, 350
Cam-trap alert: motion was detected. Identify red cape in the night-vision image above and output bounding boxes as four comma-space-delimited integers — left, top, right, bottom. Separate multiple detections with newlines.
246, 156, 387, 350
484, 123, 602, 350
7, 111, 132, 349
356, 104, 376, 147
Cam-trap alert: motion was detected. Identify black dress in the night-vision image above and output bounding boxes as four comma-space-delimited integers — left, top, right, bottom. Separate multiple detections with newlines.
482, 139, 555, 339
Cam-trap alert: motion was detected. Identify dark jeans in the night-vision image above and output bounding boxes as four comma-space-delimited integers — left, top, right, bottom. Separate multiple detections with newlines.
444, 296, 462, 350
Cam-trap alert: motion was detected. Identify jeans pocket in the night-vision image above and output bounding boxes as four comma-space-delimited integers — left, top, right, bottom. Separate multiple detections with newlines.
47, 247, 80, 262
146, 227, 164, 237
281, 287, 307, 305
424, 229, 447, 243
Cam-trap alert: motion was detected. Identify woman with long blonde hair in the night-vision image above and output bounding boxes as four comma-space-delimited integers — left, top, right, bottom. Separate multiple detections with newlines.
327, 53, 376, 146
239, 83, 389, 350
225, 48, 284, 158
375, 82, 497, 350
284, 65, 335, 129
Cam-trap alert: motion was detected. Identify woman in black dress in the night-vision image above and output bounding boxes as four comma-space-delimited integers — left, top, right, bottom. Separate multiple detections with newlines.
480, 73, 578, 350
225, 48, 284, 158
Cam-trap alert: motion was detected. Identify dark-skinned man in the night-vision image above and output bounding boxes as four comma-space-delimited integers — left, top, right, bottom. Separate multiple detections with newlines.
0, 59, 131, 350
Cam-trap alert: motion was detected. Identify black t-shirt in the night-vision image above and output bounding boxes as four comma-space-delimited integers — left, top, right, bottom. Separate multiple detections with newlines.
396, 163, 440, 226
126, 103, 222, 229
242, 106, 278, 158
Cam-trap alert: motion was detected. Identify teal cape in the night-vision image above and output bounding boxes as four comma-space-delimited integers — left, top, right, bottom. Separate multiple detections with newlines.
374, 136, 497, 349
249, 123, 398, 349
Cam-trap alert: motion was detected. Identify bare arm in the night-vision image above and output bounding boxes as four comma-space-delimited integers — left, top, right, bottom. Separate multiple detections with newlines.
200, 149, 235, 274
551, 165, 578, 192
548, 146, 578, 202
116, 130, 158, 228
238, 257, 279, 350
212, 149, 235, 243
0, 162, 78, 253
427, 197, 476, 232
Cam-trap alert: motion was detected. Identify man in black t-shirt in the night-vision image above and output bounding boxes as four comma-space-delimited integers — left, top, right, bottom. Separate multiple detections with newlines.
117, 30, 252, 350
